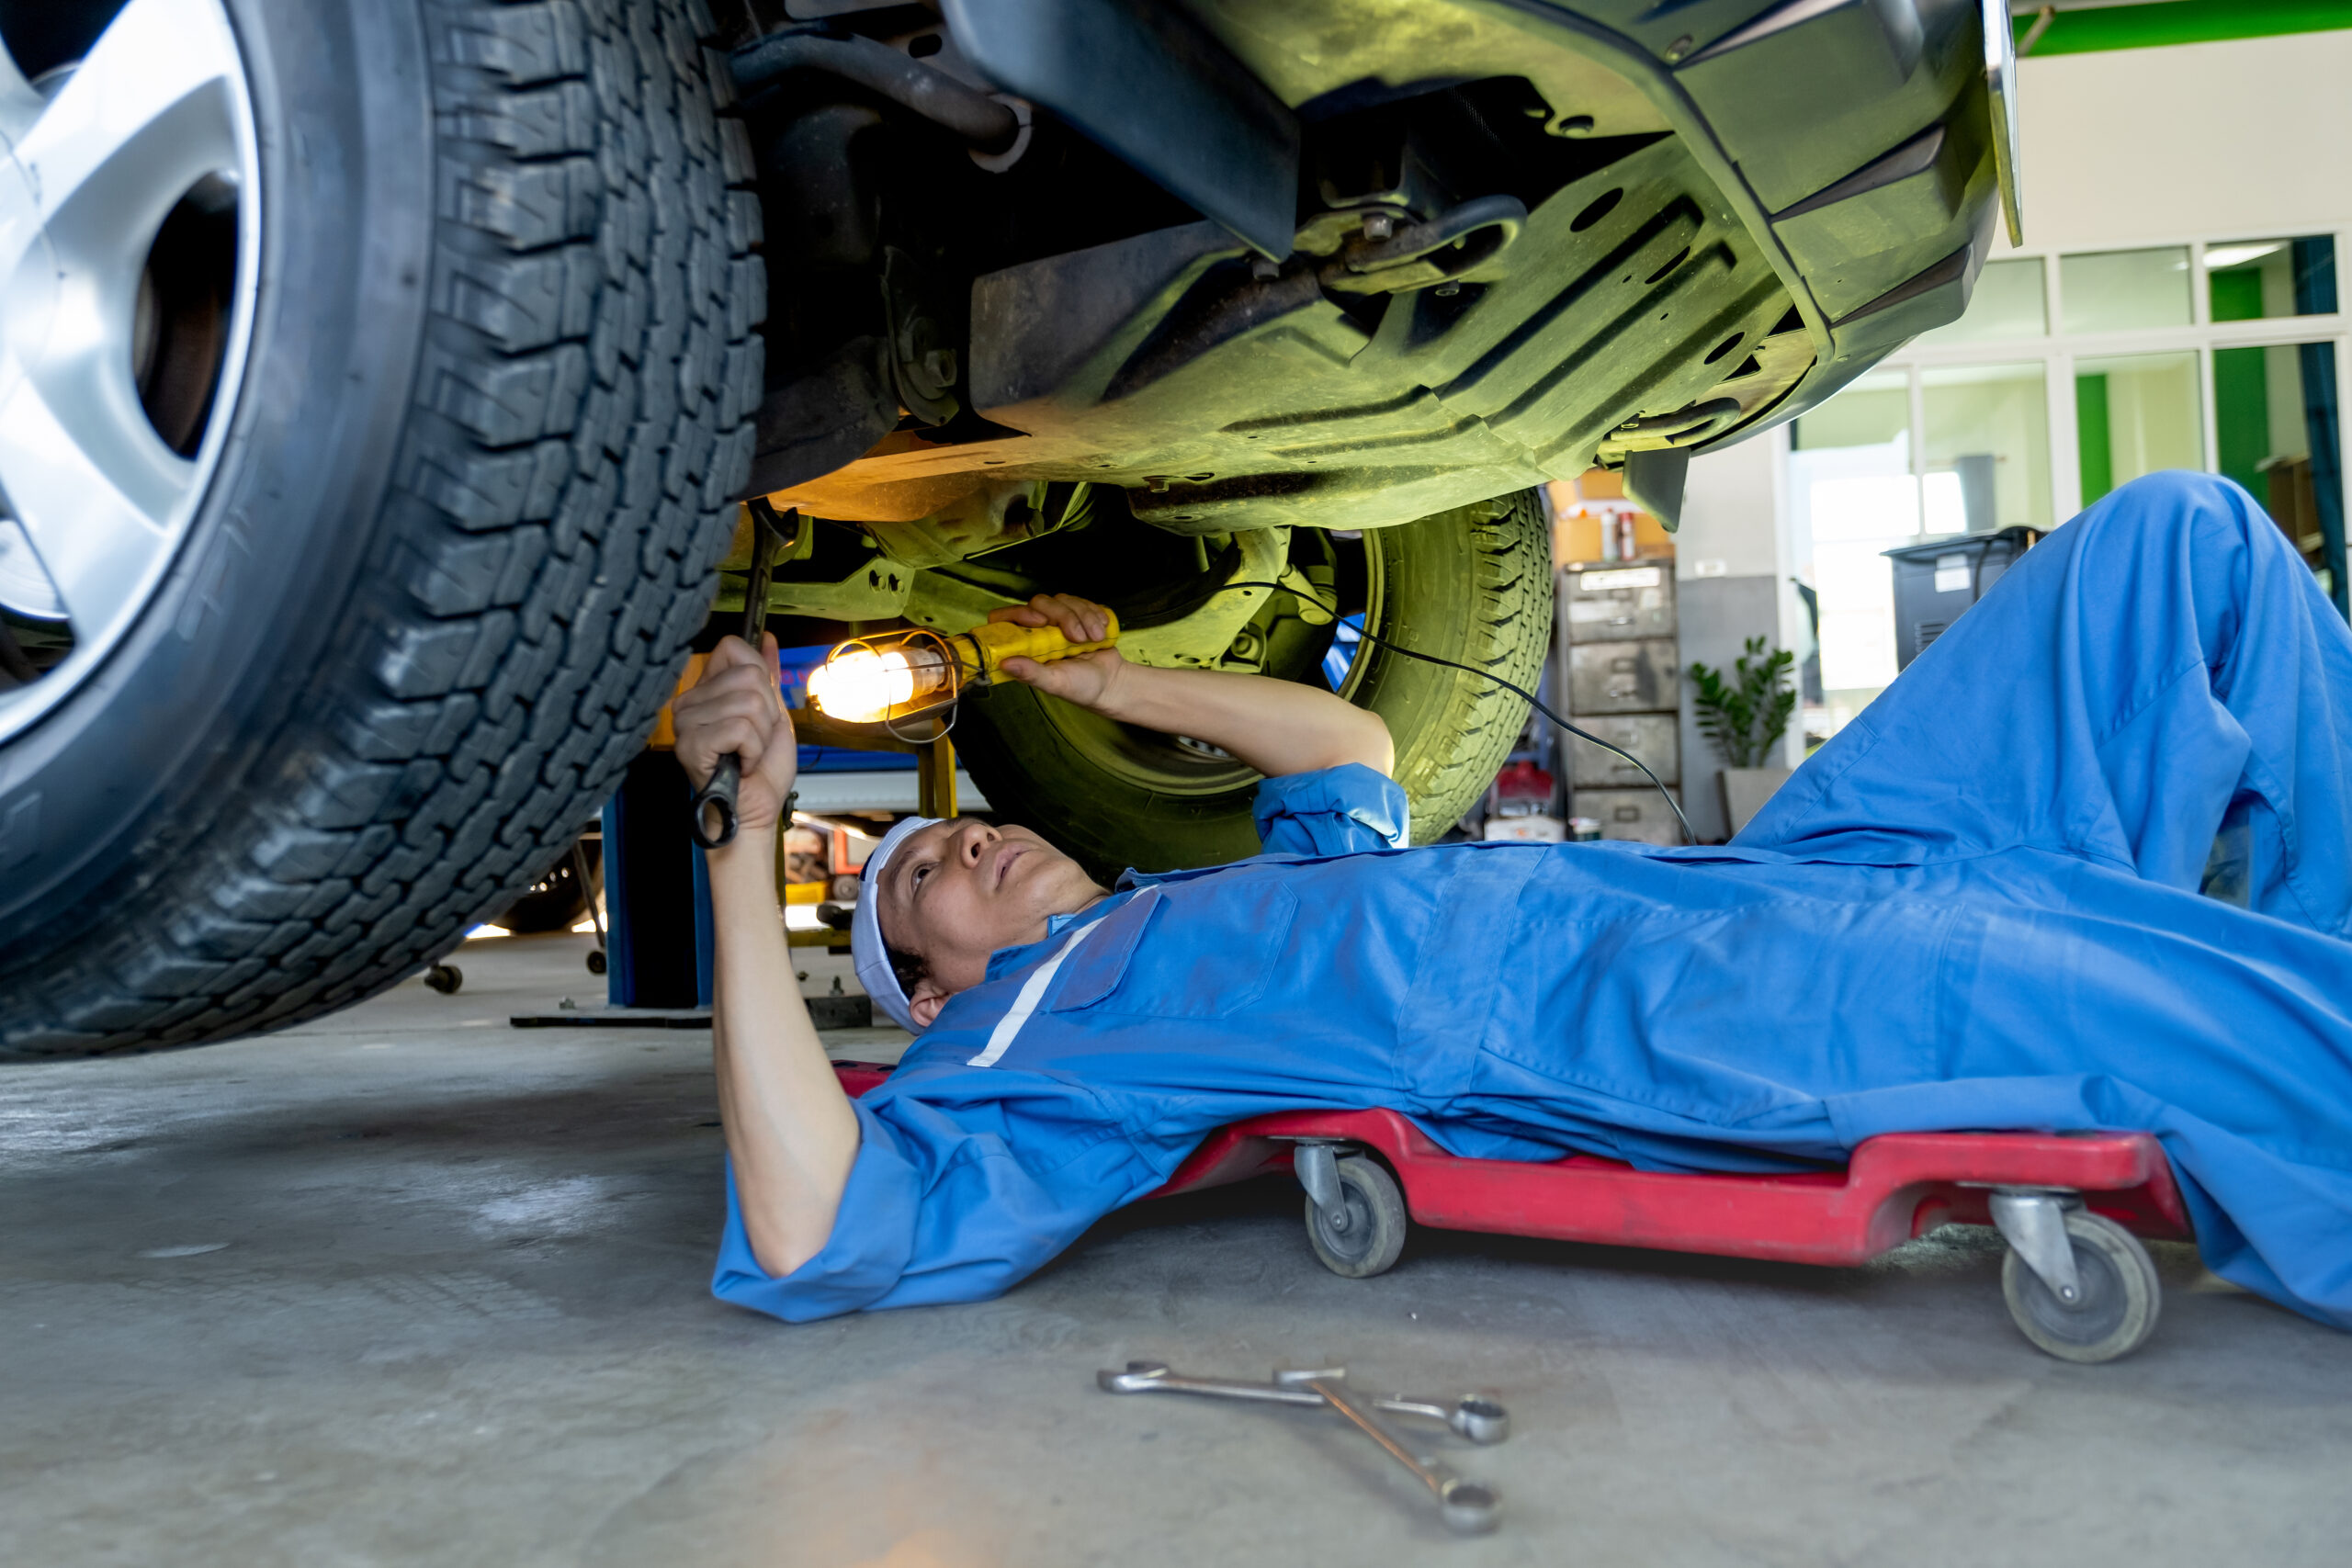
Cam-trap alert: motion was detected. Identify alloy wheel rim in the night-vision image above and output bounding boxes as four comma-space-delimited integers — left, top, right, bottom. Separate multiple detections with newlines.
0, 0, 261, 743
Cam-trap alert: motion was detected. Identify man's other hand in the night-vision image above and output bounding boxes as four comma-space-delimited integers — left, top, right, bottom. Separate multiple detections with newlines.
986, 592, 1393, 780
990, 593, 1131, 716
673, 634, 798, 840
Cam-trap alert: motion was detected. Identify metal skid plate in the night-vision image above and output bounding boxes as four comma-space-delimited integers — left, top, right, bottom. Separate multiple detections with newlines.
868, 135, 1792, 535
754, 1, 2006, 538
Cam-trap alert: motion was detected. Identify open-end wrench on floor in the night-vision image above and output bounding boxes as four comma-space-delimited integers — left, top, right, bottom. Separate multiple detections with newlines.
1097, 1360, 1509, 1443
1279, 1366, 1500, 1535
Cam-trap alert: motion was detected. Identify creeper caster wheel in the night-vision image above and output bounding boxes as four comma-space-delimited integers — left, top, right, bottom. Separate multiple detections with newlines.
1297, 1146, 1408, 1279
2000, 1208, 2162, 1363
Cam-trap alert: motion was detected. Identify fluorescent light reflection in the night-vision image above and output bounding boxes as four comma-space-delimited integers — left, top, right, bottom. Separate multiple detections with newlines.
2203, 243, 2282, 269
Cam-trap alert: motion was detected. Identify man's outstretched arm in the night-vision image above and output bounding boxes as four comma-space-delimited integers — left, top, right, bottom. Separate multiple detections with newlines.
993, 594, 1394, 778
673, 633, 858, 1278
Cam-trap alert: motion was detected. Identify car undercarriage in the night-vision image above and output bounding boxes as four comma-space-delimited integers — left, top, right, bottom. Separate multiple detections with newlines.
0, 0, 2011, 1053
726, 0, 2014, 871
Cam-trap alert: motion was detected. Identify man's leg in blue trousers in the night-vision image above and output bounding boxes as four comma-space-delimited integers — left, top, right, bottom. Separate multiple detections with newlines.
1742, 470, 2352, 936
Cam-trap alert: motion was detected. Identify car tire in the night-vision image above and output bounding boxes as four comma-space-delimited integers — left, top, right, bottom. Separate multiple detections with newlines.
952, 491, 1553, 875
0, 0, 761, 1056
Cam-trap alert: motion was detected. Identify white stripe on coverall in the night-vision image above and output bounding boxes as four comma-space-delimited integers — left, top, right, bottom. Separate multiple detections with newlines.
966, 918, 1107, 1068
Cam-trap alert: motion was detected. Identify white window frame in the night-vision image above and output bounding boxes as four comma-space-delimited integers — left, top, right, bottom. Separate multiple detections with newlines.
1862, 229, 2352, 530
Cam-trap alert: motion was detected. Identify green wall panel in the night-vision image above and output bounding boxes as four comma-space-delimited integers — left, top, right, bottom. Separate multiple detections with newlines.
2018, 1, 2352, 57
2213, 346, 2272, 500
2209, 268, 2266, 324
2076, 373, 2114, 506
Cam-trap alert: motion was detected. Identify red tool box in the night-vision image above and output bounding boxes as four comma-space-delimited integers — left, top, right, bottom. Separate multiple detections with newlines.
830, 1064, 2190, 1363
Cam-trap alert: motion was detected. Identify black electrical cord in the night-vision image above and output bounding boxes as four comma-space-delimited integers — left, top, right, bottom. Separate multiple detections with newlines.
1217, 581, 1697, 845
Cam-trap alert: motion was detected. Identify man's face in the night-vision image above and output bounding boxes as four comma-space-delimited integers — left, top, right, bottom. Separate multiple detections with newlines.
875, 818, 1104, 1025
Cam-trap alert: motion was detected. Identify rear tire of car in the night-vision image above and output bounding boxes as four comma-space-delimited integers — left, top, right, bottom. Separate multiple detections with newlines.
953, 492, 1553, 875
495, 837, 601, 934
0, 0, 761, 1057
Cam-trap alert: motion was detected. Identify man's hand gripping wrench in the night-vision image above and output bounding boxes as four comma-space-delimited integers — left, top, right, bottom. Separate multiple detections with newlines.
688, 502, 788, 850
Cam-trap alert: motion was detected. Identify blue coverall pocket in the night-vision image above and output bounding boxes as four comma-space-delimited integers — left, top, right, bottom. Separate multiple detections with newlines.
1051, 881, 1298, 1019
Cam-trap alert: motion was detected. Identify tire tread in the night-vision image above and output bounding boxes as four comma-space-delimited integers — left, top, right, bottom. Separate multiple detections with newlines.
1365, 491, 1554, 841
3, 0, 759, 1056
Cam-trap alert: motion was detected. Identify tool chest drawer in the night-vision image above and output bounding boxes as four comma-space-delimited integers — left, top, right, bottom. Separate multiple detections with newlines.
1561, 563, 1675, 644
1572, 786, 1685, 845
1563, 713, 1679, 787
1566, 637, 1679, 715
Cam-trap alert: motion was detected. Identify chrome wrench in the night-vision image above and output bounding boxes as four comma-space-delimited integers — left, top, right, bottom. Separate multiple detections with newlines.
1097, 1359, 1509, 1443
1279, 1366, 1500, 1535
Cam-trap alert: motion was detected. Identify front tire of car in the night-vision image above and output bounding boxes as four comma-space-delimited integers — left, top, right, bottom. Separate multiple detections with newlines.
0, 0, 761, 1056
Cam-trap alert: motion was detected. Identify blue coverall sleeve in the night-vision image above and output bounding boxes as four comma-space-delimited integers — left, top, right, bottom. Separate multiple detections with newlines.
1253, 762, 1409, 855
711, 1093, 1147, 1321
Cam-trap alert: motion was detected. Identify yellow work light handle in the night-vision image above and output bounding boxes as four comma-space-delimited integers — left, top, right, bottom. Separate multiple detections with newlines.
962, 609, 1121, 677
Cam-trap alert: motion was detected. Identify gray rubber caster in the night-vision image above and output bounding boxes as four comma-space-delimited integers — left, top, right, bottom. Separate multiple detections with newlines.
2002, 1209, 2162, 1363
1302, 1153, 1408, 1279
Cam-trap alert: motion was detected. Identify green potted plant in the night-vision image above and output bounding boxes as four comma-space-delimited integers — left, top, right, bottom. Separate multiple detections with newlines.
1687, 637, 1798, 836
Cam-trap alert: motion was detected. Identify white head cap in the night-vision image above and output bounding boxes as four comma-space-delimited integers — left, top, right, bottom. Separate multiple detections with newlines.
851, 815, 942, 1033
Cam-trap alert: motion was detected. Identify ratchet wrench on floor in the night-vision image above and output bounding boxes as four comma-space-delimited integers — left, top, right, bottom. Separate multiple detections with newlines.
689, 502, 788, 850
1097, 1360, 1509, 1443
1279, 1366, 1501, 1535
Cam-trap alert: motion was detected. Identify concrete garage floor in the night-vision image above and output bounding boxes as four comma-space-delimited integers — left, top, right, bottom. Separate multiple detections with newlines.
5, 936, 2348, 1566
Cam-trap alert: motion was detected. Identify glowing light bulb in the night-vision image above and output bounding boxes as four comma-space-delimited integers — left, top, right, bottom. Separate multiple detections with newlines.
808, 643, 956, 722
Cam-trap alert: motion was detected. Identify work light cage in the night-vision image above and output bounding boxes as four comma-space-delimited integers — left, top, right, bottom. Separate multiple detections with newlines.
808, 626, 966, 737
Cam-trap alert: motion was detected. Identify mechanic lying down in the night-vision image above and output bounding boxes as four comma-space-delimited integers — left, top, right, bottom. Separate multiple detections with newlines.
671, 472, 2352, 1330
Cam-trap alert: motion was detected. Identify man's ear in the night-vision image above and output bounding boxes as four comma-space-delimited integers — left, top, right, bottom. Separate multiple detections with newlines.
907, 979, 950, 1030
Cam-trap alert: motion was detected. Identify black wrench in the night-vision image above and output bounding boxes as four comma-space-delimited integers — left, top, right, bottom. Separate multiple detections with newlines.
689, 502, 789, 850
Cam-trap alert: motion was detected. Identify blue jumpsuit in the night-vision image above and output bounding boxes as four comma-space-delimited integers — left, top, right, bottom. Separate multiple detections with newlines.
716, 472, 2352, 1329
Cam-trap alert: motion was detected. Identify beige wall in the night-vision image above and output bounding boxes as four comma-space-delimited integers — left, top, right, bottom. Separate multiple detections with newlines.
1677, 428, 1787, 582
2001, 30, 2352, 255
1676, 427, 1809, 777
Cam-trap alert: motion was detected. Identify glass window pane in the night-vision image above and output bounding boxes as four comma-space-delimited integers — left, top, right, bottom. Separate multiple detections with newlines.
2075, 351, 2202, 506
1913, 257, 2048, 348
1813, 537, 1904, 695
2215, 340, 2346, 607
1792, 368, 1907, 451
1920, 362, 2052, 534
2206, 236, 2338, 321
2061, 247, 2192, 333
1791, 370, 1916, 726
1791, 369, 1917, 545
